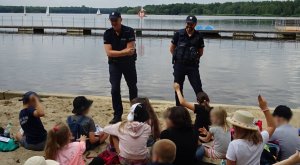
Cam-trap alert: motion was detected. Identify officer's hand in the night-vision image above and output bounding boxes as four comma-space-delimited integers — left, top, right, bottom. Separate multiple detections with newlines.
125, 48, 135, 56
173, 83, 180, 91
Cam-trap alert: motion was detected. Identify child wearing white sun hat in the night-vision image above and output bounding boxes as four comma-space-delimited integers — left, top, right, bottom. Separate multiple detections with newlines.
24, 156, 59, 165
226, 95, 276, 165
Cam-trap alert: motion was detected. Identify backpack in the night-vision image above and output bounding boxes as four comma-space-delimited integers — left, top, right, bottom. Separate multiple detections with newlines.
98, 150, 120, 165
67, 116, 85, 141
260, 141, 280, 165
0, 138, 19, 152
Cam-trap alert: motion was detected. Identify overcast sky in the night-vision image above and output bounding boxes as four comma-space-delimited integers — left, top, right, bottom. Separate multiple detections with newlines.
0, 0, 275, 8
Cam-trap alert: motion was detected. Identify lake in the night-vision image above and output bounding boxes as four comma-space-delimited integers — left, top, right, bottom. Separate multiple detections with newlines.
0, 13, 300, 108
0, 32, 299, 108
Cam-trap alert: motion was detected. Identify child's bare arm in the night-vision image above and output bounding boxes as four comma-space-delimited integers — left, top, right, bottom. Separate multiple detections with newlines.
199, 132, 212, 143
199, 127, 212, 142
32, 96, 45, 117
89, 132, 100, 144
80, 135, 87, 142
99, 133, 109, 143
258, 95, 275, 137
274, 151, 300, 165
173, 83, 195, 111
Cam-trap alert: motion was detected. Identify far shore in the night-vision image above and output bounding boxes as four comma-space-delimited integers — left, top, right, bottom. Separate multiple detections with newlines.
0, 90, 299, 164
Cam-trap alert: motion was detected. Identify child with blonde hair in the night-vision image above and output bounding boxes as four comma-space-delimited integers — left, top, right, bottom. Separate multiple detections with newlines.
45, 122, 86, 165
226, 95, 276, 165
196, 108, 231, 160
150, 139, 177, 165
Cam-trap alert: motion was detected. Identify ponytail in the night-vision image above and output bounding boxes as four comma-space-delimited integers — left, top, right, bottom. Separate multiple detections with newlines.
45, 123, 70, 160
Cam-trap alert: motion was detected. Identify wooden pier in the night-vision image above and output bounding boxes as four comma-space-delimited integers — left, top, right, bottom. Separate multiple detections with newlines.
0, 25, 299, 40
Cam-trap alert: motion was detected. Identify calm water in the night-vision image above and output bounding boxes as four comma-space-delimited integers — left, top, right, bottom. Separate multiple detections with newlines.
0, 33, 299, 108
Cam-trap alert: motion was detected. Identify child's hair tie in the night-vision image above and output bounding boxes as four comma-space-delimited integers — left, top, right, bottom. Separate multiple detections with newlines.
52, 125, 59, 132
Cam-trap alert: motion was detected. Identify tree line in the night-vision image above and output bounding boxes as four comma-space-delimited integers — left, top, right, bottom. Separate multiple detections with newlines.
119, 1, 300, 16
0, 0, 300, 16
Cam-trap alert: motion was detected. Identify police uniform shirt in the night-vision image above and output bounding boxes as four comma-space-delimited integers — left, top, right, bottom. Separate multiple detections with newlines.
171, 29, 205, 49
103, 25, 136, 62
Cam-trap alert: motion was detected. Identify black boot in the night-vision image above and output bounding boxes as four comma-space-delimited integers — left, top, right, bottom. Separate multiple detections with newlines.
109, 116, 122, 124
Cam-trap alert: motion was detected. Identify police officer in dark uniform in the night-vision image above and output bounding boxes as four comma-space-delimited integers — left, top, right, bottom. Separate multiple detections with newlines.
103, 11, 138, 124
170, 15, 205, 106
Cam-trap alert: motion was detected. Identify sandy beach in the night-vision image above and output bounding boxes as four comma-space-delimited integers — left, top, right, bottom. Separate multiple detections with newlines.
0, 92, 299, 165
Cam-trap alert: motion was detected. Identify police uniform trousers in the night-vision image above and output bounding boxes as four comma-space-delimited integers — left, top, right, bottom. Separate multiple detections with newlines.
173, 62, 203, 106
109, 60, 138, 118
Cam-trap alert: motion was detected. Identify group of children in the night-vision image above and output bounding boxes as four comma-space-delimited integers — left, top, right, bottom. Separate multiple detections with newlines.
13, 86, 300, 165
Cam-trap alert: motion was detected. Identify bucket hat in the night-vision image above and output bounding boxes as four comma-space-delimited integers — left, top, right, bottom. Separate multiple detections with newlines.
72, 96, 93, 114
24, 156, 59, 165
227, 110, 258, 131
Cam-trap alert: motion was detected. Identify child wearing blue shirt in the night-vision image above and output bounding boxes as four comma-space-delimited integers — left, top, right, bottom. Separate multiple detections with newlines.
16, 91, 47, 151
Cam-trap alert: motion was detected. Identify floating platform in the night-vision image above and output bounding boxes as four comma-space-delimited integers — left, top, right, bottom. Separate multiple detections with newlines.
275, 19, 300, 32
67, 28, 92, 35
0, 25, 299, 40
18, 27, 33, 33
233, 32, 255, 40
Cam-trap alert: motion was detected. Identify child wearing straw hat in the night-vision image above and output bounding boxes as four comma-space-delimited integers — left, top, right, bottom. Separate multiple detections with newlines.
24, 156, 59, 165
226, 95, 276, 165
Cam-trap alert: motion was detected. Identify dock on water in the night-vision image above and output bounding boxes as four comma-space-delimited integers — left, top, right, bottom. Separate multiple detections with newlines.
1, 25, 300, 40
0, 16, 299, 40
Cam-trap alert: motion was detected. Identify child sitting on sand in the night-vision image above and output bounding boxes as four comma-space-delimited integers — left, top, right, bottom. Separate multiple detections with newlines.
103, 103, 151, 165
270, 105, 300, 162
149, 139, 177, 165
160, 106, 198, 165
226, 95, 276, 165
45, 122, 86, 165
67, 96, 107, 150
196, 108, 231, 160
131, 97, 160, 146
15, 91, 47, 151
174, 83, 212, 136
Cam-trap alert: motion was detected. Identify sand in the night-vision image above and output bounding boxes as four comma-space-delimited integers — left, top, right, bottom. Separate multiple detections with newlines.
0, 95, 300, 165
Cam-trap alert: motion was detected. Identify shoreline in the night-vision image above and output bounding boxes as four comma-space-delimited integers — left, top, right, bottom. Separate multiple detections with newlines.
0, 90, 299, 164
1, 89, 300, 109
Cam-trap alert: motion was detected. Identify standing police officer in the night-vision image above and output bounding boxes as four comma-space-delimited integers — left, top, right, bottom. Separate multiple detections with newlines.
103, 11, 138, 124
170, 15, 205, 106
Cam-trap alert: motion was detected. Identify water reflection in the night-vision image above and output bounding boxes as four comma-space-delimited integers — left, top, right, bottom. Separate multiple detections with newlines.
0, 33, 299, 108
